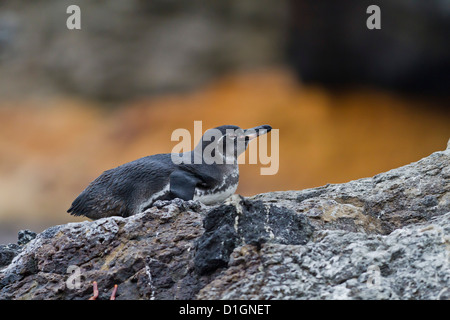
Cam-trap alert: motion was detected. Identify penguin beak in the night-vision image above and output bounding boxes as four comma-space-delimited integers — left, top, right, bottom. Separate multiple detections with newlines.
241, 125, 272, 140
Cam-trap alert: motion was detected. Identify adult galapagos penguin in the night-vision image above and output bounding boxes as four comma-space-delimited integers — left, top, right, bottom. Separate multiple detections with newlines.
68, 124, 272, 219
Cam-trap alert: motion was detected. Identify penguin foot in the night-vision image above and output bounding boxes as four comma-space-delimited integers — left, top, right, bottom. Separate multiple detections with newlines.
88, 281, 118, 300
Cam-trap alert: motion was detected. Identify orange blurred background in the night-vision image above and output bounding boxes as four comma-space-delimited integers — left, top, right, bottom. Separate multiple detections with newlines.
0, 1, 449, 243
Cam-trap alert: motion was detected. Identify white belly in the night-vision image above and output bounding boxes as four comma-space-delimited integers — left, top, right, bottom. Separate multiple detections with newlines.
193, 184, 238, 205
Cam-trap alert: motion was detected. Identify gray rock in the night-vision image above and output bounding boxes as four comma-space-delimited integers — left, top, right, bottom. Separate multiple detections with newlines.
0, 244, 20, 269
194, 195, 314, 275
251, 143, 450, 235
17, 230, 37, 246
0, 141, 448, 299
0, 229, 37, 268
198, 212, 450, 299
0, 204, 209, 299
197, 142, 450, 299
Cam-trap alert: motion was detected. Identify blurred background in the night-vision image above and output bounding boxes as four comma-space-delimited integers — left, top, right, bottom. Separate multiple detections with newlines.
0, 0, 449, 243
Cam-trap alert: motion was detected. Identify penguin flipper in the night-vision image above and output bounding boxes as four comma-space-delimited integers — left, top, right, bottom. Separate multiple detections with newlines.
169, 170, 200, 201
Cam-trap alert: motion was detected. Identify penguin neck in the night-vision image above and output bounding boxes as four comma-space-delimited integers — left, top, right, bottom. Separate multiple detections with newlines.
191, 148, 239, 165
193, 163, 239, 204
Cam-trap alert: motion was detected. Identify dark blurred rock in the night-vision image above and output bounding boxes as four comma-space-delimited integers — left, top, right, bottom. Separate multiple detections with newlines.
0, 244, 20, 268
0, 0, 287, 100
286, 0, 450, 94
0, 229, 37, 268
0, 141, 448, 299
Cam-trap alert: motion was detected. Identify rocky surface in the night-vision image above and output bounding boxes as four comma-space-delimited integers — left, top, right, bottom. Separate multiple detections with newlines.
0, 141, 449, 299
0, 200, 211, 300
253, 142, 450, 235
198, 212, 450, 300
194, 196, 314, 275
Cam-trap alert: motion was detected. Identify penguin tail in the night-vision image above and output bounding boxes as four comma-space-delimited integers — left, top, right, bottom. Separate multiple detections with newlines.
67, 195, 87, 217
67, 190, 129, 219
67, 189, 100, 218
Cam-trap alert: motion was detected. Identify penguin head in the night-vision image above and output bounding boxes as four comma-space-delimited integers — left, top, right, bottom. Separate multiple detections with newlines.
195, 124, 272, 164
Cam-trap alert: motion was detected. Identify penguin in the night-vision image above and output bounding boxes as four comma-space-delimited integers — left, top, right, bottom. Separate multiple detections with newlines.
68, 124, 272, 219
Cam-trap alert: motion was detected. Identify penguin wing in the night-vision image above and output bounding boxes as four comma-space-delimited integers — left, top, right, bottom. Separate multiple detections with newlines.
169, 169, 201, 201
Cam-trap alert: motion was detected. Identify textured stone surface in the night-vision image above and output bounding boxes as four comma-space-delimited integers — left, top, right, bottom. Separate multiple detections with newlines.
0, 244, 20, 269
198, 212, 450, 299
252, 145, 450, 235
194, 196, 314, 275
0, 142, 448, 299
0, 200, 211, 299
